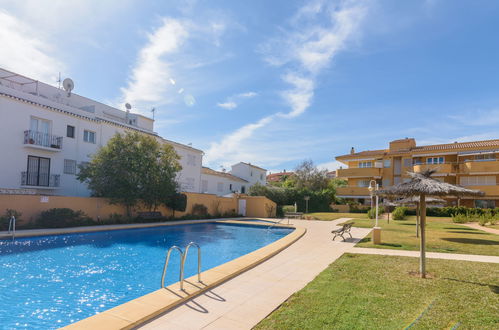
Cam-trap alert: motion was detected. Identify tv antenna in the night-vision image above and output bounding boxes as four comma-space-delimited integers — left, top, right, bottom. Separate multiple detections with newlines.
125, 103, 131, 121
151, 107, 156, 120
62, 78, 74, 97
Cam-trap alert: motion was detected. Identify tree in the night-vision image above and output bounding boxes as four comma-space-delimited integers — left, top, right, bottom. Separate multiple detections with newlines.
293, 160, 329, 191
77, 132, 181, 216
165, 193, 187, 218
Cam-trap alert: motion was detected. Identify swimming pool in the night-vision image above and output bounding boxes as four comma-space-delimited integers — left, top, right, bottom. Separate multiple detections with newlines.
0, 222, 293, 329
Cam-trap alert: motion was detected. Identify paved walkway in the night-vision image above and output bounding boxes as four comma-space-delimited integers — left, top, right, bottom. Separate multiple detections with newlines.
350, 247, 499, 263
138, 218, 371, 329
462, 222, 499, 235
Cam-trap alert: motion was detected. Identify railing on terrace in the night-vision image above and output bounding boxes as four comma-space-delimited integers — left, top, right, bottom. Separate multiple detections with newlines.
21, 172, 60, 187
23, 130, 63, 149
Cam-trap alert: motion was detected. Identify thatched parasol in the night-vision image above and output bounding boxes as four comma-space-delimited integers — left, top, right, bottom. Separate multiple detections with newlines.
395, 196, 446, 237
376, 169, 483, 278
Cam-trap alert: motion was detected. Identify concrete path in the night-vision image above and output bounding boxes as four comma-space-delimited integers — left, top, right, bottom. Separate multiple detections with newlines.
462, 222, 499, 235
350, 247, 499, 263
138, 218, 370, 330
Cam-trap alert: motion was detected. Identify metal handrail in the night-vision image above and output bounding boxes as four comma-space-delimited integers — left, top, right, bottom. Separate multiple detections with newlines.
181, 242, 202, 285
161, 245, 183, 289
8, 216, 16, 240
268, 217, 289, 230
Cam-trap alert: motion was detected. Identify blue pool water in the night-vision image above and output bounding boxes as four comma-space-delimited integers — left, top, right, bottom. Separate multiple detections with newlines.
0, 222, 292, 329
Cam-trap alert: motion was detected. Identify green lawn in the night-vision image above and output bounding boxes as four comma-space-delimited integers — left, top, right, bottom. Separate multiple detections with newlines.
306, 212, 369, 221
255, 254, 499, 330
343, 216, 499, 256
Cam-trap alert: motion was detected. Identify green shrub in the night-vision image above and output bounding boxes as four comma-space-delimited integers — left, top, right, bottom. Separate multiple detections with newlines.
367, 206, 385, 219
191, 204, 208, 216
478, 215, 488, 226
451, 213, 468, 224
0, 209, 22, 231
282, 205, 295, 213
350, 204, 370, 213
36, 208, 94, 228
392, 207, 408, 220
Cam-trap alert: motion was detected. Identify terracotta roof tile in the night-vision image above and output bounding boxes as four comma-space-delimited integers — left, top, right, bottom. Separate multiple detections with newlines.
202, 167, 248, 182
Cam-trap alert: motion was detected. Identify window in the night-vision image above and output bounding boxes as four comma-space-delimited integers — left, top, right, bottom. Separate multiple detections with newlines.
460, 176, 496, 186
241, 186, 246, 194
63, 159, 77, 175
475, 154, 495, 161
229, 184, 233, 191
475, 200, 496, 209
383, 159, 391, 168
403, 158, 412, 167
394, 177, 401, 185
30, 117, 50, 134
25, 156, 50, 186
250, 171, 253, 176
187, 155, 196, 166
217, 182, 223, 192
201, 180, 208, 192
67, 125, 75, 138
83, 130, 96, 143
260, 174, 263, 180
358, 180, 370, 187
382, 178, 391, 187
426, 157, 444, 164
358, 161, 372, 168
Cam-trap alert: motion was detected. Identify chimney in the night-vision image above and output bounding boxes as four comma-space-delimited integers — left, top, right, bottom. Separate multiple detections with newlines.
350, 147, 355, 155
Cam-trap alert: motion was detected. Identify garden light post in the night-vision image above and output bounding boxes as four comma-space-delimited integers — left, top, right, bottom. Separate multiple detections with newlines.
304, 196, 310, 214
368, 180, 381, 244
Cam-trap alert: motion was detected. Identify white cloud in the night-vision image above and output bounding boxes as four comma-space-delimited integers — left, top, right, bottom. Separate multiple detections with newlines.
216, 91, 258, 110
317, 160, 343, 171
205, 0, 368, 166
119, 18, 189, 114
0, 10, 64, 83
217, 101, 237, 110
204, 115, 275, 164
237, 91, 257, 98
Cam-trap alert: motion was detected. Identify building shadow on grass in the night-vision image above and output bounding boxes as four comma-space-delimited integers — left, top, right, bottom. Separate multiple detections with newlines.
441, 237, 499, 245
443, 277, 499, 294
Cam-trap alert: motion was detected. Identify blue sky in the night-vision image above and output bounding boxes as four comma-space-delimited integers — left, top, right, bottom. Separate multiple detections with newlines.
2, 0, 499, 173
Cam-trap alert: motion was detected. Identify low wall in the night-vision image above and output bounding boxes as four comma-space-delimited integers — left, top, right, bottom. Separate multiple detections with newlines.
242, 196, 276, 218
0, 193, 275, 226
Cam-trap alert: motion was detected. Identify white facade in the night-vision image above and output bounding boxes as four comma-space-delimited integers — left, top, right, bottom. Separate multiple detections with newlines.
230, 162, 267, 186
0, 68, 203, 196
201, 162, 267, 196
200, 167, 248, 196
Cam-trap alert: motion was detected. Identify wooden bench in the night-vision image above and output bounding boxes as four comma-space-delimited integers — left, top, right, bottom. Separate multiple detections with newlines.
284, 212, 304, 219
331, 222, 354, 241
137, 211, 163, 220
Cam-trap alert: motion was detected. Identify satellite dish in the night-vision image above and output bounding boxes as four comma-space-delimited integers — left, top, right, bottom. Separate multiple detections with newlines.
62, 78, 74, 96
125, 103, 132, 111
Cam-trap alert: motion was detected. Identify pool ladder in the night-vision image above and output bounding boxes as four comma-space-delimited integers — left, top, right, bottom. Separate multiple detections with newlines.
7, 216, 16, 241
267, 217, 289, 230
161, 242, 202, 290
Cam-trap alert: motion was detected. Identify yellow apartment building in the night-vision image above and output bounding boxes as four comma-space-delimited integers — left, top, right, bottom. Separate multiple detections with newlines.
335, 138, 499, 208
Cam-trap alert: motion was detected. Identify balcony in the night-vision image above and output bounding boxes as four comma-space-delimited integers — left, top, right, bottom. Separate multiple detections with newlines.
413, 163, 456, 175
336, 167, 382, 178
23, 130, 63, 151
464, 185, 499, 196
459, 160, 499, 174
21, 172, 60, 188
336, 186, 371, 197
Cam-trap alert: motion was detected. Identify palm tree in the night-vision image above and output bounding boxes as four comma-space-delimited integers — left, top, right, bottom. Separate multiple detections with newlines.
376, 169, 483, 278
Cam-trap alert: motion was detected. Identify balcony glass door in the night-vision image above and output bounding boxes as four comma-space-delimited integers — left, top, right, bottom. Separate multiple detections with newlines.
27, 156, 50, 186
30, 118, 50, 147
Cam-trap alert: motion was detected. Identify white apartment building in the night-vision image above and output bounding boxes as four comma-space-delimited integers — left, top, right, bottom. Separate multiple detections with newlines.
0, 68, 203, 196
201, 162, 267, 196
